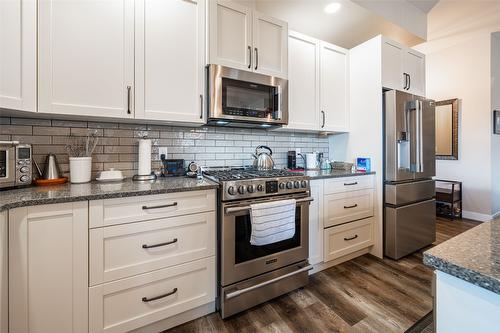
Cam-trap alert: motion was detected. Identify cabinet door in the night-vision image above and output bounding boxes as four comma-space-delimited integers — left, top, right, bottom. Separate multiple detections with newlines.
382, 40, 404, 91
404, 49, 425, 96
252, 11, 288, 78
38, 0, 134, 118
9, 202, 88, 333
0, 211, 6, 333
287, 31, 320, 131
135, 0, 205, 123
209, 0, 252, 71
0, 0, 36, 111
320, 41, 349, 132
309, 179, 324, 266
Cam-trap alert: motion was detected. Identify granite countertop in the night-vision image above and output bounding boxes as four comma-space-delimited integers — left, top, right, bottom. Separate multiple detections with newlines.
301, 169, 376, 180
0, 177, 219, 212
424, 219, 500, 294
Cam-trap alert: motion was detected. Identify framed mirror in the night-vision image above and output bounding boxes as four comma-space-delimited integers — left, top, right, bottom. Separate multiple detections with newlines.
435, 98, 459, 160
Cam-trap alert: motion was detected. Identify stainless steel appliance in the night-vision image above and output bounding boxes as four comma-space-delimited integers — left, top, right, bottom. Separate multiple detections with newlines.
207, 64, 288, 128
251, 145, 275, 170
384, 90, 436, 260
203, 168, 312, 318
0, 141, 32, 189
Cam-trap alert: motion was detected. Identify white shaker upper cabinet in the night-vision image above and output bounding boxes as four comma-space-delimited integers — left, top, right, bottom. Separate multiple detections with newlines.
0, 0, 36, 112
38, 0, 135, 118
404, 49, 425, 96
381, 38, 426, 97
135, 0, 205, 124
320, 41, 349, 132
287, 31, 320, 131
381, 40, 404, 91
252, 11, 288, 78
209, 0, 252, 71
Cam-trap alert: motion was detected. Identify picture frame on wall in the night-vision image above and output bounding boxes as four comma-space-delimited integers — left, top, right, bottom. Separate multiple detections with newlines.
494, 111, 500, 134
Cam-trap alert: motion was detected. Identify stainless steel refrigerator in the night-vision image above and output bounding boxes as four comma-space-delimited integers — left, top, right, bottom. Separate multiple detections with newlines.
384, 90, 436, 260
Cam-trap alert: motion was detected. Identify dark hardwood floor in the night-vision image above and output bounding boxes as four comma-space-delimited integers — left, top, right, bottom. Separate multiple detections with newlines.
166, 218, 479, 333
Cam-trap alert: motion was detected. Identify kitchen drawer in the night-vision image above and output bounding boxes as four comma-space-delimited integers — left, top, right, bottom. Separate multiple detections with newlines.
90, 212, 216, 286
323, 175, 374, 194
324, 218, 374, 262
89, 257, 215, 333
323, 189, 374, 227
89, 190, 216, 228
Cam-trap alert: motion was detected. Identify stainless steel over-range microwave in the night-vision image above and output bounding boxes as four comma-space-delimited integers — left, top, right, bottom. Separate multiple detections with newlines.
207, 64, 288, 128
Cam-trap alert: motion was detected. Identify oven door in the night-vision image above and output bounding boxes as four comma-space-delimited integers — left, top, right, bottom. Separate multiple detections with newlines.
0, 146, 15, 187
221, 194, 311, 287
207, 64, 288, 126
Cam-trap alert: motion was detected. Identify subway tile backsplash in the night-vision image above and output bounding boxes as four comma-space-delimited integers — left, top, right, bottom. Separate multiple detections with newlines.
0, 117, 329, 178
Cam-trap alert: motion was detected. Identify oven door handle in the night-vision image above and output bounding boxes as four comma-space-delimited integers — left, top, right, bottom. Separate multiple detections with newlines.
225, 265, 313, 300
224, 196, 314, 214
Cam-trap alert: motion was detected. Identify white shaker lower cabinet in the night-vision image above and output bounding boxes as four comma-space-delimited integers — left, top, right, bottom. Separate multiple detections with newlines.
8, 202, 89, 333
308, 179, 324, 266
308, 175, 375, 270
89, 189, 217, 332
0, 211, 7, 333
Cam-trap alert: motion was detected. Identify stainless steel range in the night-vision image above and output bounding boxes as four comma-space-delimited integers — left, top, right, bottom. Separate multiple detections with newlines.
203, 168, 313, 318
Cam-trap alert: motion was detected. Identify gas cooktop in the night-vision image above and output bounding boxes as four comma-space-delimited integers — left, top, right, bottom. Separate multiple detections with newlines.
203, 168, 303, 181
203, 167, 309, 201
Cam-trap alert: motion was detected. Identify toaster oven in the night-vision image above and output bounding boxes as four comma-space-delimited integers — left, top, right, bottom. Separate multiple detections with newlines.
0, 141, 32, 189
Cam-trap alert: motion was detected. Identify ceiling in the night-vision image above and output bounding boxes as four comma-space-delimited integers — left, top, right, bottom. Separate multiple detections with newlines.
253, 0, 427, 49
407, 0, 439, 13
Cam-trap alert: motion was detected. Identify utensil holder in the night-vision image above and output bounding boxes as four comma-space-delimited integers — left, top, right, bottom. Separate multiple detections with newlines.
69, 157, 92, 183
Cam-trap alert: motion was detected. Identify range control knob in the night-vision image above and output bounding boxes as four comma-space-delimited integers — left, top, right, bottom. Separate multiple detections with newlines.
20, 166, 29, 173
286, 181, 293, 189
294, 181, 300, 189
279, 182, 286, 189
301, 180, 307, 188
20, 175, 29, 183
228, 186, 237, 195
247, 185, 255, 193
238, 185, 246, 194
257, 184, 264, 192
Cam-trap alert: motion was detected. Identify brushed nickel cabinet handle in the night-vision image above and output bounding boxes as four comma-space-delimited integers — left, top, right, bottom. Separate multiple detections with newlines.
343, 182, 358, 186
344, 204, 358, 209
142, 202, 178, 210
321, 110, 325, 128
127, 85, 132, 114
142, 288, 178, 302
344, 234, 358, 241
199, 94, 203, 119
248, 46, 252, 69
142, 238, 178, 249
254, 47, 258, 70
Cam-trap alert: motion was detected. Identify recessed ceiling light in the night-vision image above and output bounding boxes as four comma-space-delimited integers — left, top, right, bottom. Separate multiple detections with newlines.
324, 2, 341, 14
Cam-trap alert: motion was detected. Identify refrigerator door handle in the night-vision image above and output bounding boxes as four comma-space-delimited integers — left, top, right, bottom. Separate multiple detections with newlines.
416, 100, 424, 173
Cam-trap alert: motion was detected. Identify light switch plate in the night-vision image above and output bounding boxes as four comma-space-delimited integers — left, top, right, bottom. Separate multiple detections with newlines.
158, 147, 168, 159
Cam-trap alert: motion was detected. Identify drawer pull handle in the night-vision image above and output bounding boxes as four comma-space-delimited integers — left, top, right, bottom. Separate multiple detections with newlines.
344, 182, 358, 186
142, 238, 178, 249
344, 204, 358, 209
142, 202, 178, 210
142, 288, 178, 303
344, 235, 358, 241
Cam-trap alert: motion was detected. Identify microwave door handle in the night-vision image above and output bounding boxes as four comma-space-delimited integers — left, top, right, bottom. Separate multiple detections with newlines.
276, 85, 282, 120
0, 141, 20, 145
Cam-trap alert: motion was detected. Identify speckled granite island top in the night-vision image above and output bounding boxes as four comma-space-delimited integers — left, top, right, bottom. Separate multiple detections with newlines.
302, 170, 375, 180
424, 219, 500, 294
0, 177, 219, 212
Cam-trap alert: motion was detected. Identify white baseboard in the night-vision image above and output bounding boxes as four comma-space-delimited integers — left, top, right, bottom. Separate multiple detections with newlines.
462, 210, 494, 222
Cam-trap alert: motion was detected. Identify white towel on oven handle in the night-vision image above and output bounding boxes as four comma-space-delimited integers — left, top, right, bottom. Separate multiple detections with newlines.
250, 199, 296, 246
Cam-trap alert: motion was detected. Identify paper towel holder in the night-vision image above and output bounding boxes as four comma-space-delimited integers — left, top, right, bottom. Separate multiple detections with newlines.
133, 136, 157, 182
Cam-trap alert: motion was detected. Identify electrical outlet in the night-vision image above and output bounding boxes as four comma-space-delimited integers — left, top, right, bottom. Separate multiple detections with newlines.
158, 147, 168, 160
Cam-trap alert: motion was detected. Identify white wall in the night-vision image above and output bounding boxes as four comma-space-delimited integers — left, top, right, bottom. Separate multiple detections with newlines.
417, 33, 493, 220
491, 32, 500, 215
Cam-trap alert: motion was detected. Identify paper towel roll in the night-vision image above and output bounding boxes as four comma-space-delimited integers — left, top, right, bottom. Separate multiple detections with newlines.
138, 139, 152, 176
